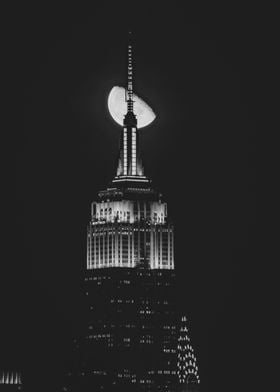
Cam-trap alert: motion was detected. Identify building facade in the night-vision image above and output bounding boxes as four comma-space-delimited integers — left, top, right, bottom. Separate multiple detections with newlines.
63, 41, 199, 392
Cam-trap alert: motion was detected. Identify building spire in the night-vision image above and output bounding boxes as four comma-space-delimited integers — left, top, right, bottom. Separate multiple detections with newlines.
123, 32, 137, 128
126, 31, 134, 113
113, 33, 148, 182
177, 316, 200, 387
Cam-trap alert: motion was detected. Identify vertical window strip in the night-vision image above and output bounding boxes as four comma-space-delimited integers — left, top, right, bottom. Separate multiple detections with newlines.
123, 128, 127, 175
132, 128, 136, 175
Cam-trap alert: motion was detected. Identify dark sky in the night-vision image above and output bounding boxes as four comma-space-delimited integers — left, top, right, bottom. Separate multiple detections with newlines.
1, 3, 257, 392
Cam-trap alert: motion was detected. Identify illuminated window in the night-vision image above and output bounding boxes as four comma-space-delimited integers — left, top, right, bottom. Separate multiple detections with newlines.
131, 128, 136, 175
123, 128, 127, 175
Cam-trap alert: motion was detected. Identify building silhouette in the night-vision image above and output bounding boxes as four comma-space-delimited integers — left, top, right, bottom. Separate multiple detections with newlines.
63, 38, 200, 392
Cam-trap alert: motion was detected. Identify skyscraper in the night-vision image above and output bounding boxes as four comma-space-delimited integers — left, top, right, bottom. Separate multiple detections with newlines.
63, 39, 199, 392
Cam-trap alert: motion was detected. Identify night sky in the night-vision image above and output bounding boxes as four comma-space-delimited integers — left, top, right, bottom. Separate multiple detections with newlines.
1, 3, 257, 392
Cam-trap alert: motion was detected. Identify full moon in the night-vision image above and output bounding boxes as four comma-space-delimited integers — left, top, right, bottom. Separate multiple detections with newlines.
108, 86, 156, 128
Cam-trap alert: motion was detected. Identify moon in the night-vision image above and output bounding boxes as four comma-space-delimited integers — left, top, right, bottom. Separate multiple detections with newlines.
108, 86, 156, 128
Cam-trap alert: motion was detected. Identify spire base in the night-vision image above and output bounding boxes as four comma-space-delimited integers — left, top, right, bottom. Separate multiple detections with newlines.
124, 111, 137, 127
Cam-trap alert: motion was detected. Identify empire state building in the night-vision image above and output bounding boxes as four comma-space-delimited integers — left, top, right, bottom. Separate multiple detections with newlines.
64, 41, 200, 392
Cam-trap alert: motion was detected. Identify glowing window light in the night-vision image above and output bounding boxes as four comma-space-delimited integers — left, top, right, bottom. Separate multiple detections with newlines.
131, 128, 137, 175
123, 128, 128, 175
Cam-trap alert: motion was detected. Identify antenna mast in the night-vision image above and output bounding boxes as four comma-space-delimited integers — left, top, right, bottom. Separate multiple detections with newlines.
127, 31, 134, 112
